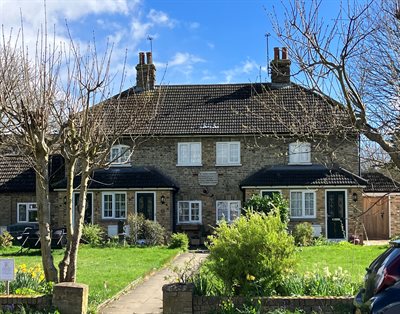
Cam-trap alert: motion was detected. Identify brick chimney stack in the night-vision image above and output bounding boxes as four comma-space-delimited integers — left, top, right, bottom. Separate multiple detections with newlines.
270, 47, 291, 84
135, 51, 156, 91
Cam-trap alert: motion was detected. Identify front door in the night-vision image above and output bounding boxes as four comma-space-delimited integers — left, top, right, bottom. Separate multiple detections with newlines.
73, 193, 93, 225
136, 192, 155, 220
326, 191, 346, 239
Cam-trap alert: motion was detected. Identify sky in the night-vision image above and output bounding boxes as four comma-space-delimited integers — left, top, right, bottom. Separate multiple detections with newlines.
0, 0, 343, 90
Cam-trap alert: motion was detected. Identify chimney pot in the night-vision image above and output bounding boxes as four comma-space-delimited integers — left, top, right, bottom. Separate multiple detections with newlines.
282, 47, 288, 60
138, 52, 145, 65
274, 47, 280, 60
270, 47, 291, 84
146, 52, 153, 64
136, 51, 156, 91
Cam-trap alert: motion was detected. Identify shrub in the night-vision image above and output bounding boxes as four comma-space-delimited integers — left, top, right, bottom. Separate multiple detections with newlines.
0, 231, 13, 248
82, 224, 105, 246
277, 267, 358, 296
127, 213, 165, 246
143, 219, 165, 246
169, 233, 189, 250
293, 222, 313, 246
244, 194, 289, 224
206, 210, 296, 295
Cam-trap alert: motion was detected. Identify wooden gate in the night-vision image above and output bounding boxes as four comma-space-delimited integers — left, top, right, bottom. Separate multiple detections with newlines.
362, 195, 389, 240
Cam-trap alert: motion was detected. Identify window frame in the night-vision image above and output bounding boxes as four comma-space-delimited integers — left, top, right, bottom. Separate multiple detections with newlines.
177, 142, 202, 166
177, 201, 202, 224
216, 141, 241, 166
260, 190, 282, 198
216, 200, 241, 223
290, 190, 316, 218
17, 202, 38, 223
288, 142, 311, 165
110, 144, 131, 166
101, 192, 127, 219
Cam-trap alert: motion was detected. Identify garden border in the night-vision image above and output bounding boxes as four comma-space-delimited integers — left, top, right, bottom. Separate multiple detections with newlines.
163, 283, 354, 314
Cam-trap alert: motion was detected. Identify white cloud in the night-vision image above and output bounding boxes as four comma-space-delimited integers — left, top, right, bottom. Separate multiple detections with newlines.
222, 59, 263, 83
168, 52, 205, 67
147, 9, 176, 28
189, 22, 200, 29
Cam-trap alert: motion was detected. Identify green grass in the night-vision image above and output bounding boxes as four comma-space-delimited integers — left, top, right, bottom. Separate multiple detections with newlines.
0, 245, 179, 310
295, 243, 388, 282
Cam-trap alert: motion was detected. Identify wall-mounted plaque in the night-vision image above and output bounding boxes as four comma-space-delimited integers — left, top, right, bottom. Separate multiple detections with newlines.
198, 171, 218, 186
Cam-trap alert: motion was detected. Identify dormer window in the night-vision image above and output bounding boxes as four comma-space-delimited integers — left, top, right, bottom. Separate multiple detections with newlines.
289, 142, 311, 165
110, 145, 131, 165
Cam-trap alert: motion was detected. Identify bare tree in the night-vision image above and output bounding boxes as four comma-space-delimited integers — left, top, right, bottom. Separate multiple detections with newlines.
1, 19, 160, 282
270, 0, 400, 170
56, 35, 159, 282
0, 26, 61, 281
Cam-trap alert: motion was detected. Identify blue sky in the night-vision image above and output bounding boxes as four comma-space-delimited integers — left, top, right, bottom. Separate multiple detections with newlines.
0, 0, 342, 90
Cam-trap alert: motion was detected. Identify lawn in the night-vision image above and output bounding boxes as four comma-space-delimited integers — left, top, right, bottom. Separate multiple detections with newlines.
0, 245, 180, 311
295, 243, 388, 282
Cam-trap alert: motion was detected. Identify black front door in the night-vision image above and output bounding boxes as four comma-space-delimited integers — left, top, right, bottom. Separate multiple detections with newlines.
74, 193, 93, 225
326, 191, 346, 239
136, 193, 155, 220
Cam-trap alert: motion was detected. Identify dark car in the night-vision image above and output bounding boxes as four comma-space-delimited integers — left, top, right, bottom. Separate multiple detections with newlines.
354, 240, 400, 313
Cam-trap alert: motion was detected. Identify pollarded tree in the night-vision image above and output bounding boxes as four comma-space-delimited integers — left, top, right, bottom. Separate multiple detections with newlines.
270, 0, 400, 170
0, 27, 61, 282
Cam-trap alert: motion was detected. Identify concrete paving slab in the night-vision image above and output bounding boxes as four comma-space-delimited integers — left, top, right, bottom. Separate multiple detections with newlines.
99, 252, 208, 314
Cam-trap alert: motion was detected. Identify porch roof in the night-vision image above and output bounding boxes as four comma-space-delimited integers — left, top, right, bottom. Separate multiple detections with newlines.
52, 166, 178, 190
362, 172, 400, 193
240, 164, 367, 188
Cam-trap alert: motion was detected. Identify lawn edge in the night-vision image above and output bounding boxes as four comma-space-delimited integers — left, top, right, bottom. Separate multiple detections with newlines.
96, 249, 181, 312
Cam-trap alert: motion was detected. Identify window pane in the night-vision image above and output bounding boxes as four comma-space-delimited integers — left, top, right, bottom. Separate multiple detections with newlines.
229, 202, 240, 221
18, 204, 27, 222
217, 143, 229, 164
111, 148, 119, 161
304, 192, 314, 216
179, 144, 189, 164
28, 209, 37, 222
191, 202, 200, 221
121, 147, 131, 163
190, 144, 201, 164
217, 201, 228, 221
179, 202, 189, 222
229, 143, 239, 163
115, 193, 126, 218
290, 192, 302, 216
103, 194, 113, 217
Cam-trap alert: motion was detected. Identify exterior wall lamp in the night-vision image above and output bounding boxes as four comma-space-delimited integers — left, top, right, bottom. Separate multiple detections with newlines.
161, 195, 166, 204
352, 192, 358, 202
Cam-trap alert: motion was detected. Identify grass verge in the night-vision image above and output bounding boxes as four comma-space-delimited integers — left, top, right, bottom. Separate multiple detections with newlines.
0, 245, 180, 311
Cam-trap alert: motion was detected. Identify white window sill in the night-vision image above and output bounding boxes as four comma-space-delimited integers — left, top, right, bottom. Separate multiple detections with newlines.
176, 164, 203, 167
177, 222, 202, 225
288, 162, 312, 166
215, 163, 242, 167
109, 163, 131, 167
290, 216, 316, 219
102, 217, 127, 220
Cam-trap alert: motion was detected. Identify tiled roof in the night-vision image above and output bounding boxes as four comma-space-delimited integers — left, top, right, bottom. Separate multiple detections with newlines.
0, 155, 65, 193
240, 164, 367, 187
0, 156, 36, 192
52, 166, 178, 190
362, 172, 400, 193
101, 83, 348, 136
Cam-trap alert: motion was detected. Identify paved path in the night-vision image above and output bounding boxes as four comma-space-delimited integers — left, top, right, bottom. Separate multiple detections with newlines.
99, 252, 208, 314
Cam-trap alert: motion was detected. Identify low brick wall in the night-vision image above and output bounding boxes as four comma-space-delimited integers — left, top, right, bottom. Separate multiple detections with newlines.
163, 283, 354, 314
0, 295, 52, 310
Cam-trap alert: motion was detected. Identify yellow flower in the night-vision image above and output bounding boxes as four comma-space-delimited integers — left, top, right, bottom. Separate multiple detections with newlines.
246, 274, 256, 281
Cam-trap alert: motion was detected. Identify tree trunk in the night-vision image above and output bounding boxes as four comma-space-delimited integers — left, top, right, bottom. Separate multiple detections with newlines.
36, 151, 58, 282
60, 159, 90, 282
59, 158, 76, 282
